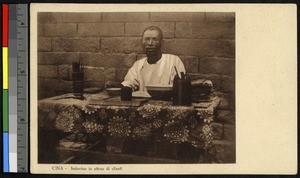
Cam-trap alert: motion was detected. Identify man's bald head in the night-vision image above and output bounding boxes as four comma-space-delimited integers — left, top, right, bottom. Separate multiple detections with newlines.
142, 26, 163, 41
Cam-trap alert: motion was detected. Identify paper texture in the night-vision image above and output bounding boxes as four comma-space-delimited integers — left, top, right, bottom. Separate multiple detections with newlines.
30, 3, 297, 174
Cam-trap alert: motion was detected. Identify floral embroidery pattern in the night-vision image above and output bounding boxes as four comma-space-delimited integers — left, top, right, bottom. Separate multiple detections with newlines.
197, 109, 213, 123
164, 124, 189, 143
164, 119, 177, 127
85, 112, 98, 121
98, 109, 108, 121
83, 119, 104, 133
40, 94, 220, 150
108, 116, 131, 137
55, 106, 82, 132
81, 105, 97, 114
201, 125, 213, 149
204, 116, 213, 124
152, 119, 163, 129
137, 104, 161, 119
132, 124, 152, 138
188, 116, 198, 129
128, 112, 136, 122
166, 107, 190, 120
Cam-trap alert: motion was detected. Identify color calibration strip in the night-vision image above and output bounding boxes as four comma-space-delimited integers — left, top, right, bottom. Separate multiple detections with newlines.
9, 4, 18, 173
2, 4, 29, 173
3, 3, 10, 173
16, 4, 29, 173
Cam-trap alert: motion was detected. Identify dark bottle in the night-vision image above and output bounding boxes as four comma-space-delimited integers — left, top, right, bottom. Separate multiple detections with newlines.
72, 62, 84, 99
172, 74, 179, 105
172, 72, 192, 106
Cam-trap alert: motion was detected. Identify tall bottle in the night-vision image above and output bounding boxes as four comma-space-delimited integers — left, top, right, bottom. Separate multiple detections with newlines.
172, 74, 179, 105
72, 62, 84, 100
172, 72, 191, 106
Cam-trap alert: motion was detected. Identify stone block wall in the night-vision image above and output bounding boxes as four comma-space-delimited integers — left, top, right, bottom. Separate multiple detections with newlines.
38, 12, 235, 162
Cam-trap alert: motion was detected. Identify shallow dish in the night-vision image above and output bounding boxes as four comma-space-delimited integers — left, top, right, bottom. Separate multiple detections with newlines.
105, 88, 121, 96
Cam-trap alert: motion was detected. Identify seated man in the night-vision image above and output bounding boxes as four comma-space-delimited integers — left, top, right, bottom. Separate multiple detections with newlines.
121, 26, 186, 158
122, 26, 186, 91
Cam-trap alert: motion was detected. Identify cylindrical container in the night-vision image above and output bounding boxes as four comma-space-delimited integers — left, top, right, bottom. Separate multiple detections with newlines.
72, 72, 83, 81
172, 74, 179, 105
183, 79, 192, 106
73, 81, 84, 94
172, 74, 192, 106
72, 72, 84, 94
121, 86, 132, 101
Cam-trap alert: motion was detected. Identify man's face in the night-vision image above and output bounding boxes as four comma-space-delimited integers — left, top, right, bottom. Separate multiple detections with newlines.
141, 30, 163, 56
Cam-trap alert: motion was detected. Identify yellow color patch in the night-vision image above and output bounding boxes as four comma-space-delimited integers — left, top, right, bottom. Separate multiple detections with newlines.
2, 47, 8, 89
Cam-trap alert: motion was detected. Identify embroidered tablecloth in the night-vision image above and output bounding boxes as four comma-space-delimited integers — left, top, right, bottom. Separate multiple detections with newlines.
38, 92, 220, 149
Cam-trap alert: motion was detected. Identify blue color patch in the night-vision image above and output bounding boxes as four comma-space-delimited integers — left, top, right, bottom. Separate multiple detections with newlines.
3, 132, 9, 172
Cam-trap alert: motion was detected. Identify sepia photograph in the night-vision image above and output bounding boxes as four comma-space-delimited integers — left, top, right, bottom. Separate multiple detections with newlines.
36, 11, 235, 165
30, 3, 296, 175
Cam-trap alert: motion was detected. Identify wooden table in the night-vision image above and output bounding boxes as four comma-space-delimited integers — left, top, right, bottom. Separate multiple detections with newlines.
38, 92, 220, 163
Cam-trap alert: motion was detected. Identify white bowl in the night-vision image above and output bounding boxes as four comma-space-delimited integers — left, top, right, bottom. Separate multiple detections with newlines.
105, 88, 121, 96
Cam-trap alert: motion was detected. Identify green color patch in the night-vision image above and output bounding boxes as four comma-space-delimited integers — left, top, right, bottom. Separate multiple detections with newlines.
3, 90, 8, 132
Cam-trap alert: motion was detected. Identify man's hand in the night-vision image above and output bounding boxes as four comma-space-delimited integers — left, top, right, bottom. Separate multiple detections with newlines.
105, 81, 123, 89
